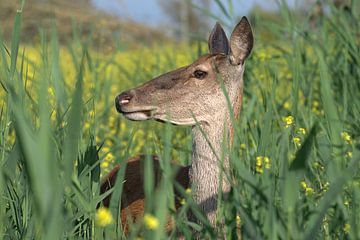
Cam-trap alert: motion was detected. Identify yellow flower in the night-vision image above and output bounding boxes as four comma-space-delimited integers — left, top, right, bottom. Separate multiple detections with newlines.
100, 161, 109, 169
264, 157, 270, 169
341, 132, 352, 144
180, 198, 186, 205
60, 121, 67, 128
96, 207, 113, 227
6, 132, 16, 146
185, 188, 192, 194
255, 166, 263, 174
105, 139, 113, 147
47, 87, 55, 96
297, 128, 306, 135
293, 137, 301, 147
51, 110, 57, 122
240, 143, 246, 150
300, 181, 307, 190
89, 110, 95, 118
236, 215, 241, 225
108, 116, 116, 124
105, 153, 114, 162
283, 116, 294, 128
255, 156, 270, 172
312, 100, 319, 108
346, 151, 352, 158
301, 181, 314, 196
305, 187, 314, 196
283, 101, 291, 110
144, 214, 159, 230
343, 223, 350, 234
256, 156, 263, 173
258, 51, 267, 61
120, 121, 126, 131
84, 122, 91, 130
101, 146, 110, 154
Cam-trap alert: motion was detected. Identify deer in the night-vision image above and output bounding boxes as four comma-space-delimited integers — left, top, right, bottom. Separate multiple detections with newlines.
100, 16, 254, 234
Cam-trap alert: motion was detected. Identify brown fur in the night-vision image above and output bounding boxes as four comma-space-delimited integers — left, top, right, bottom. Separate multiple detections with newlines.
100, 155, 190, 233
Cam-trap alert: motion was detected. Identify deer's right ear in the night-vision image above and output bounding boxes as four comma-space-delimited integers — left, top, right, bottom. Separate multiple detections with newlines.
208, 22, 230, 55
229, 17, 254, 65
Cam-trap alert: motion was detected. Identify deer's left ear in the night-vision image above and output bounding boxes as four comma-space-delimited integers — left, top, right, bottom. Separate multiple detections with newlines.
208, 22, 230, 55
229, 17, 254, 65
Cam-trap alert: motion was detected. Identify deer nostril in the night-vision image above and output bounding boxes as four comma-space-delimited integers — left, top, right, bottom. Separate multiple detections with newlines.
115, 92, 133, 113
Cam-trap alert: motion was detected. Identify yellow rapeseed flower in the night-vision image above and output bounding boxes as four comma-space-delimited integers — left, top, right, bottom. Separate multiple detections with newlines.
346, 151, 353, 158
258, 51, 267, 61
120, 121, 126, 131
305, 187, 314, 196
6, 132, 16, 146
341, 131, 352, 144
297, 128, 306, 135
300, 181, 314, 196
144, 214, 159, 230
51, 110, 57, 122
60, 121, 67, 128
343, 223, 350, 234
101, 146, 110, 154
96, 207, 113, 227
264, 157, 270, 169
185, 188, 192, 194
293, 137, 301, 147
255, 156, 264, 173
284, 116, 294, 128
105, 153, 114, 162
108, 116, 116, 124
47, 87, 55, 96
300, 181, 307, 190
283, 101, 291, 110
89, 110, 95, 118
236, 215, 241, 225
180, 198, 186, 205
83, 122, 91, 130
100, 161, 109, 169
255, 156, 270, 171
312, 100, 319, 108
105, 139, 113, 147
240, 143, 246, 150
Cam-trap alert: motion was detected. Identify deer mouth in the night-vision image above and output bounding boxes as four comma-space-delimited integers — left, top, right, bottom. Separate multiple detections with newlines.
119, 107, 157, 121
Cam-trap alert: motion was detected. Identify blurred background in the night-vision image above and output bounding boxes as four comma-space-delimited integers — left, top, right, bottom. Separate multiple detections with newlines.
0, 0, 352, 45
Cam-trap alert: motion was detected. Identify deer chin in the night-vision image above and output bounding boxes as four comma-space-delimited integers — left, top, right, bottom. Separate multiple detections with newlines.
152, 114, 198, 126
119, 105, 158, 121
122, 111, 152, 121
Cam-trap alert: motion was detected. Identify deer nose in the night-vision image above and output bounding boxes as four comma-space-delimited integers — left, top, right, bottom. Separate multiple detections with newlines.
115, 91, 133, 113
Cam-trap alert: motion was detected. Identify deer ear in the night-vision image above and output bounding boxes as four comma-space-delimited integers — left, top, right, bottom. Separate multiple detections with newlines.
208, 22, 230, 55
229, 17, 254, 65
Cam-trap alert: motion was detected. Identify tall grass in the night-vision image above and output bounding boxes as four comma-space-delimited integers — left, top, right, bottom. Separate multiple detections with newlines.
0, 0, 359, 239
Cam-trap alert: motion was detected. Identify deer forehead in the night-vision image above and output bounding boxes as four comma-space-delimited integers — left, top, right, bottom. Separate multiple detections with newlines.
190, 54, 226, 70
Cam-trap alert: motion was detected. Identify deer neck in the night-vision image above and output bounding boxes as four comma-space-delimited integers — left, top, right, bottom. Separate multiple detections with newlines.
189, 76, 243, 224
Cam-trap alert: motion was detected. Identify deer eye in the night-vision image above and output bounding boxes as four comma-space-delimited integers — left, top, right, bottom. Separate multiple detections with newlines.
193, 70, 207, 79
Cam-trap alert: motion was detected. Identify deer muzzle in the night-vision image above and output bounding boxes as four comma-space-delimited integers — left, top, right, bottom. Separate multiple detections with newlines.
115, 91, 157, 121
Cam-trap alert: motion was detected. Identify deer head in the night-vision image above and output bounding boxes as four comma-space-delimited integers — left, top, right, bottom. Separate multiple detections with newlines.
115, 17, 253, 127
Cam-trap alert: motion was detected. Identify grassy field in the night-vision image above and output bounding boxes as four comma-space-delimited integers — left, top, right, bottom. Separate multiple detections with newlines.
1, 1, 360, 239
